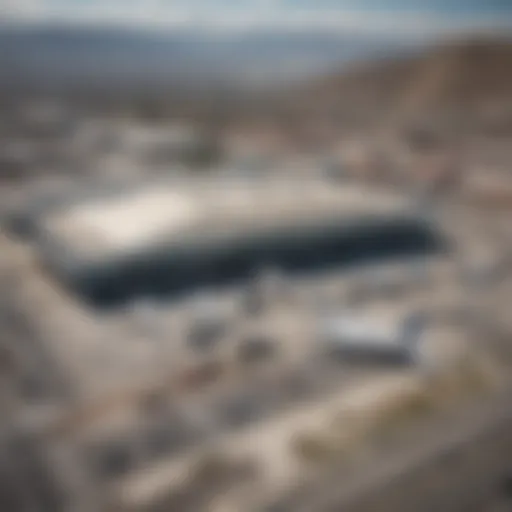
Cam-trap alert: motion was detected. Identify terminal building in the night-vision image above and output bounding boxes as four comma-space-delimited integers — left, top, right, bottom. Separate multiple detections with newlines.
27, 176, 444, 308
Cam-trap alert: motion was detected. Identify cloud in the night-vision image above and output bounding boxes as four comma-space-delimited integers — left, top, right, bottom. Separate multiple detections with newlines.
1, 0, 512, 38
0, 0, 44, 18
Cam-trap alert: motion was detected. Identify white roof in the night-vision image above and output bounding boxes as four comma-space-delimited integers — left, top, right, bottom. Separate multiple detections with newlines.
40, 177, 409, 261
320, 305, 428, 351
45, 187, 199, 257
322, 312, 404, 349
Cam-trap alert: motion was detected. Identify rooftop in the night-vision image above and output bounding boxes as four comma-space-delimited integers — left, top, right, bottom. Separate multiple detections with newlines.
39, 177, 410, 263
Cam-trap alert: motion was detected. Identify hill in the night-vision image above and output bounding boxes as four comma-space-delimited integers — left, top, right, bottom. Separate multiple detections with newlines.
291, 37, 512, 126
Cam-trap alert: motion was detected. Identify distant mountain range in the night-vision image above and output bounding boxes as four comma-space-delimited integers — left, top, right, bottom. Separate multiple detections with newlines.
0, 25, 414, 95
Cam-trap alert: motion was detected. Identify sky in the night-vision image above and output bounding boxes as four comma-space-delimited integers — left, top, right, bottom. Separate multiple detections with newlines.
1, 0, 512, 37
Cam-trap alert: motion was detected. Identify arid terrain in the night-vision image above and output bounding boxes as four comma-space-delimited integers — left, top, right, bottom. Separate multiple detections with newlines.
1, 33, 512, 512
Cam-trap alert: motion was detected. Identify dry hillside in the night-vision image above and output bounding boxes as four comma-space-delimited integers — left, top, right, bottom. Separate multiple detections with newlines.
289, 38, 512, 126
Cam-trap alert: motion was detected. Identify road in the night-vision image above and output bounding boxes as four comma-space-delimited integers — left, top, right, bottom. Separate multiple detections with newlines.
271, 387, 512, 512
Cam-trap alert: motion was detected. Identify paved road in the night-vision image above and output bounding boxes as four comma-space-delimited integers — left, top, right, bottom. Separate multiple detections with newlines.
272, 387, 512, 512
